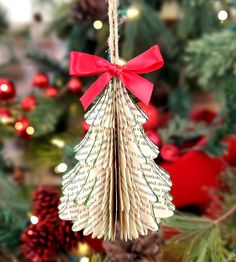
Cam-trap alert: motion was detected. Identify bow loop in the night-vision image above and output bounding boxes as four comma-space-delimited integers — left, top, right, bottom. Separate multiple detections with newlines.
70, 45, 164, 110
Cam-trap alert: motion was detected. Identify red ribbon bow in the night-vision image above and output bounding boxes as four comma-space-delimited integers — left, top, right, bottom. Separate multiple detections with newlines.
70, 45, 164, 110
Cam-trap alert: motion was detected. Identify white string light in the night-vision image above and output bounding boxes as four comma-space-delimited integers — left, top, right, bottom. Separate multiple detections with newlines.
30, 215, 39, 225
55, 163, 68, 173
0, 84, 9, 92
218, 10, 228, 21
93, 20, 103, 30
51, 138, 65, 148
80, 257, 90, 262
26, 126, 35, 135
127, 6, 140, 19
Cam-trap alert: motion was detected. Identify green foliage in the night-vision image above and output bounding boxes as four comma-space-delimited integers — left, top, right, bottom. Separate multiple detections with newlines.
27, 51, 68, 79
178, 0, 221, 40
186, 31, 236, 90
163, 214, 230, 262
186, 31, 236, 155
122, 1, 175, 60
169, 87, 191, 118
204, 79, 236, 155
0, 209, 27, 253
0, 173, 29, 253
24, 138, 65, 168
27, 95, 70, 137
163, 168, 236, 261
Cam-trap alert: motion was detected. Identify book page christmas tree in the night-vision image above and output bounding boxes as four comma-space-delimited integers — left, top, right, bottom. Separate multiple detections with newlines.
59, 0, 174, 240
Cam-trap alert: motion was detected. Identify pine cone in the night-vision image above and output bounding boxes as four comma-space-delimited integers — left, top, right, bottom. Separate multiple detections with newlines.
21, 222, 59, 262
32, 186, 60, 222
104, 233, 162, 262
73, 0, 108, 25
57, 220, 83, 252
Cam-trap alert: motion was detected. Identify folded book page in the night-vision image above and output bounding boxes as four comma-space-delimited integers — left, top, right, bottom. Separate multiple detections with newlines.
59, 78, 175, 240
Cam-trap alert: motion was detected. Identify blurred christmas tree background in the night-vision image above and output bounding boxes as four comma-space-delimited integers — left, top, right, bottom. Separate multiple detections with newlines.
1, 0, 236, 261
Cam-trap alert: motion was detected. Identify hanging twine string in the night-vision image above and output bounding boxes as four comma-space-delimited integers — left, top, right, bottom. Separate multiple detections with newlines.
108, 0, 119, 64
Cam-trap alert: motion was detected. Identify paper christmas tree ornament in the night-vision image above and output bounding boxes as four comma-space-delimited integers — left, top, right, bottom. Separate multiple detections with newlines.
59, 0, 174, 240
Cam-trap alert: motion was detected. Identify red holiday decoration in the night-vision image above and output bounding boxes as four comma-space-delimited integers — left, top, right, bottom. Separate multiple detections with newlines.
0, 108, 12, 120
44, 86, 59, 98
146, 130, 162, 147
161, 151, 223, 208
190, 108, 217, 124
57, 220, 82, 252
159, 112, 171, 127
0, 79, 16, 101
223, 135, 236, 167
21, 222, 59, 262
15, 117, 34, 138
160, 144, 180, 161
32, 186, 60, 222
82, 121, 90, 133
21, 96, 37, 111
68, 77, 83, 93
32, 72, 49, 88
84, 236, 104, 253
70, 45, 164, 110
138, 102, 160, 130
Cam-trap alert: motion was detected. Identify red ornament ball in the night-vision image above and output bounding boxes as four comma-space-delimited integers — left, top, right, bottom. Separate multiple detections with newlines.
0, 108, 12, 120
44, 86, 58, 98
82, 121, 90, 133
32, 72, 49, 88
160, 144, 180, 161
138, 102, 160, 130
68, 77, 83, 93
146, 130, 162, 147
0, 79, 16, 101
15, 117, 34, 138
21, 96, 37, 111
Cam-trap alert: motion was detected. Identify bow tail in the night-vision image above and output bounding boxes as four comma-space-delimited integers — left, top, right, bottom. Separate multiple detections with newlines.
80, 72, 113, 110
121, 72, 154, 105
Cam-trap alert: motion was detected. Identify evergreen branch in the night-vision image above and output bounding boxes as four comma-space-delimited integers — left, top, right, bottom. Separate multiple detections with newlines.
214, 204, 236, 225
178, 0, 220, 40
27, 95, 70, 137
0, 209, 27, 253
186, 31, 236, 90
186, 31, 236, 155
27, 51, 68, 78
163, 213, 231, 262
122, 1, 175, 62
0, 172, 30, 253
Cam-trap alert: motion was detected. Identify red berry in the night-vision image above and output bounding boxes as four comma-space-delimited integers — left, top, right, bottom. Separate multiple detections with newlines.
68, 77, 83, 94
138, 102, 160, 130
21, 96, 37, 111
44, 86, 58, 98
146, 130, 162, 147
32, 72, 49, 88
160, 144, 180, 161
82, 121, 90, 133
0, 79, 16, 101
15, 117, 34, 138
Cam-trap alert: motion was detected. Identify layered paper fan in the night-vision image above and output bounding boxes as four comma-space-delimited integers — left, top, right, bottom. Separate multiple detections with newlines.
59, 80, 174, 240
